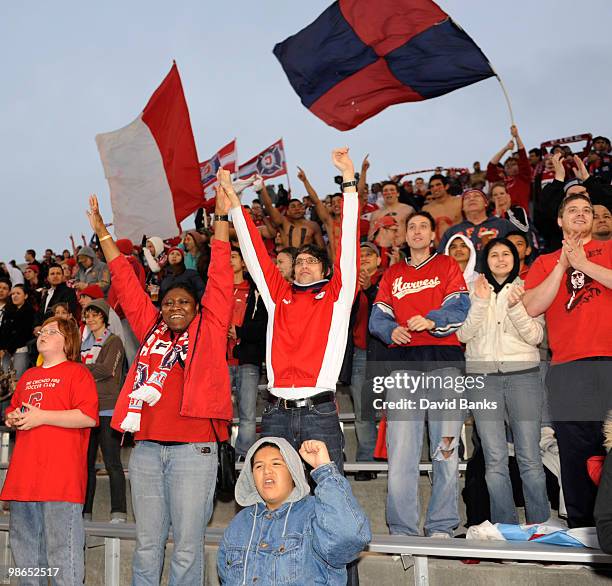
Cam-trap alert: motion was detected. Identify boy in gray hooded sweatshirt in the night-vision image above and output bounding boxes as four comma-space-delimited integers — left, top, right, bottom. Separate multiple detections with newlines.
217, 437, 371, 585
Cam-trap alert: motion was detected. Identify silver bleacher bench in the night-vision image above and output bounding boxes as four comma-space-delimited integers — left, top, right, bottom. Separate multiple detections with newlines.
0, 519, 610, 586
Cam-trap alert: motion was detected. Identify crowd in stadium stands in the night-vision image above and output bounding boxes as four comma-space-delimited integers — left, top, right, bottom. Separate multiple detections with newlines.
0, 130, 611, 583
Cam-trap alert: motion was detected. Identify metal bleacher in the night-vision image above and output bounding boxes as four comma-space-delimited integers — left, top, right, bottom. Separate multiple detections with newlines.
0, 519, 610, 586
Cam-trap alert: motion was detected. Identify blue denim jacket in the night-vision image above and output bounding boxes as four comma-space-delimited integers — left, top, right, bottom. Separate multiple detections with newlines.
217, 462, 371, 585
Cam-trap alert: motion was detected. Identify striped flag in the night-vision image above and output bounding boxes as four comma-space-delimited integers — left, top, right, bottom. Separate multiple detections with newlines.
238, 139, 287, 180
95, 63, 202, 241
200, 139, 238, 200
274, 0, 495, 130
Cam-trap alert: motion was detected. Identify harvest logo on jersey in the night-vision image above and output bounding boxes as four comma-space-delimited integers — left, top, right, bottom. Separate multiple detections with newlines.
391, 276, 441, 300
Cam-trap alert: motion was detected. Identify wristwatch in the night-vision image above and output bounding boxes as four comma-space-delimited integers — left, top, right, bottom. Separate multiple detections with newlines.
341, 179, 357, 189
214, 214, 229, 222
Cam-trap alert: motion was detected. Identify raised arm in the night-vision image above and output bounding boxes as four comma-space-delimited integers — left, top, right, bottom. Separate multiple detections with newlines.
87, 195, 121, 264
328, 149, 359, 301
489, 136, 515, 167
200, 185, 233, 331
255, 177, 285, 227
86, 194, 157, 339
511, 125, 525, 152
357, 154, 369, 200
297, 166, 331, 225
218, 170, 288, 307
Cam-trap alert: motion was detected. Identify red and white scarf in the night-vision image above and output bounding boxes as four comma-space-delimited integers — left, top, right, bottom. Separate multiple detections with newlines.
120, 322, 189, 433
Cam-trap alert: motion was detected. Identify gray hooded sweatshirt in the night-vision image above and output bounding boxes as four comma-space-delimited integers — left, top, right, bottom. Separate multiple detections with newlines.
218, 436, 371, 585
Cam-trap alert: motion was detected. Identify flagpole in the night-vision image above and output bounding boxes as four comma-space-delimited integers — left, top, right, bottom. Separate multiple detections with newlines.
494, 73, 515, 127
281, 137, 292, 194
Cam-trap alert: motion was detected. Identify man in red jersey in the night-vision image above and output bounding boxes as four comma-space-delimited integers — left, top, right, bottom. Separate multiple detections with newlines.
369, 211, 470, 537
523, 191, 612, 528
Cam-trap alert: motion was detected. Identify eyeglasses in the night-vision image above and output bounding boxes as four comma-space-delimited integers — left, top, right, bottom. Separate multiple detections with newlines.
294, 257, 321, 267
37, 328, 63, 337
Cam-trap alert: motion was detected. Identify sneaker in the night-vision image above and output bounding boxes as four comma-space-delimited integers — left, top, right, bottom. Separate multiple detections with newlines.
110, 513, 127, 524
429, 532, 451, 539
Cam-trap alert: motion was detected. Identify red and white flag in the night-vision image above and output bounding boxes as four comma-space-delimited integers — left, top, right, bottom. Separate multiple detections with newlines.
238, 139, 287, 180
200, 139, 237, 200
95, 63, 203, 241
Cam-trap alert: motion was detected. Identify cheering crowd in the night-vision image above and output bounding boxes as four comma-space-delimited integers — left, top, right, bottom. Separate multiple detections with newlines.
0, 130, 611, 584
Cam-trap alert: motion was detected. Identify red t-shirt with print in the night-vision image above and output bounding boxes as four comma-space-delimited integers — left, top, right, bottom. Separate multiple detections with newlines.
525, 239, 612, 363
1, 361, 99, 503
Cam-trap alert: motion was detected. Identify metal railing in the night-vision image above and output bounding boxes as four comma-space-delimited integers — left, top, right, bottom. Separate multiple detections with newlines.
0, 519, 610, 586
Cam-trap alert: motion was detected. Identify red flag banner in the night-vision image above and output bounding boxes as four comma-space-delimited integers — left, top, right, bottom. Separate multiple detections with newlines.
96, 63, 202, 241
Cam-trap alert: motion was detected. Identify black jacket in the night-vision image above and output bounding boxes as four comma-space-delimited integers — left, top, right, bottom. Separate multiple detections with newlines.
339, 273, 383, 385
37, 283, 79, 323
0, 304, 36, 354
234, 278, 268, 366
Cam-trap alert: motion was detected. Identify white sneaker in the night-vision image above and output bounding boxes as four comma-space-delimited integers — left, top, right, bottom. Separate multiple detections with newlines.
429, 532, 451, 539
110, 513, 127, 524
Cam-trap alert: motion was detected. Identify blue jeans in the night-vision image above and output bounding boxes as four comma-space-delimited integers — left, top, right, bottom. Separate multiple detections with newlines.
229, 364, 259, 456
386, 367, 464, 536
469, 370, 550, 524
10, 501, 84, 586
349, 348, 378, 461
129, 440, 217, 586
261, 398, 345, 473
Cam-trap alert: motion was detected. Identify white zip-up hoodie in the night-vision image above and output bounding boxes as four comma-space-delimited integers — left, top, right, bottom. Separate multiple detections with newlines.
457, 277, 544, 374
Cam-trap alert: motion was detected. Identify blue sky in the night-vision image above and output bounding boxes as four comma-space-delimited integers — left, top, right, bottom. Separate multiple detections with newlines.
1, 0, 611, 262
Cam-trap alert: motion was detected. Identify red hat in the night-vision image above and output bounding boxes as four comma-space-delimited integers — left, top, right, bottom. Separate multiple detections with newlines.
79, 284, 104, 300
64, 258, 77, 268
374, 215, 398, 231
26, 264, 39, 274
116, 238, 134, 256
167, 247, 185, 259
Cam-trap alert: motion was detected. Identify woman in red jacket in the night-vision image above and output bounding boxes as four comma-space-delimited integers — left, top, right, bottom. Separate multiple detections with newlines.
86, 184, 233, 586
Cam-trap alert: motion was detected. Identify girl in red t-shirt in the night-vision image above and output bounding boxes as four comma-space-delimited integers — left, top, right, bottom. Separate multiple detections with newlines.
2, 316, 98, 584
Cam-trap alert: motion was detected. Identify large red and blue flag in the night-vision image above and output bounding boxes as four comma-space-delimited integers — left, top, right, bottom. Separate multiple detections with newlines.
274, 0, 495, 131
